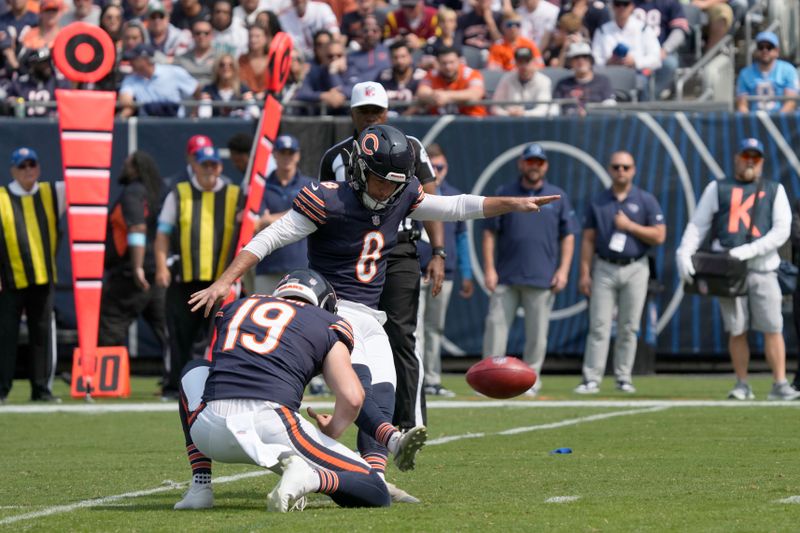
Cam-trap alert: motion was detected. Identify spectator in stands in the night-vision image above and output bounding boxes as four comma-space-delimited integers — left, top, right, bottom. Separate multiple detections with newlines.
118, 44, 199, 118
233, 0, 279, 29
7, 48, 68, 117
343, 15, 389, 91
238, 23, 271, 97
171, 0, 211, 31
146, 1, 193, 59
211, 0, 249, 57
633, 0, 688, 99
281, 47, 309, 109
690, 0, 731, 51
0, 0, 37, 50
311, 28, 332, 64
457, 0, 501, 50
542, 12, 585, 67
100, 4, 125, 53
416, 45, 487, 116
487, 12, 542, 71
735, 31, 798, 114
516, 0, 558, 51
122, 20, 147, 55
421, 6, 461, 70
295, 38, 347, 113
124, 0, 150, 22
592, 0, 661, 100
19, 0, 60, 51
253, 134, 313, 293
377, 39, 426, 110
384, 0, 439, 50
175, 19, 218, 88
60, 0, 101, 26
491, 45, 551, 116
341, 0, 384, 47
558, 0, 610, 40
279, 0, 340, 60
324, 0, 356, 27
200, 53, 257, 117
552, 41, 615, 116
254, 10, 282, 37
0, 146, 65, 404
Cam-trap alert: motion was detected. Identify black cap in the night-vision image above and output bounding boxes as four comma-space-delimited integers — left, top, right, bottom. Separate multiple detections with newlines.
123, 43, 156, 61
514, 46, 534, 62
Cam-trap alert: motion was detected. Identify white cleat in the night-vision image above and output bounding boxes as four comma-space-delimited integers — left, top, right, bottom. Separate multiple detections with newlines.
267, 456, 314, 512
174, 482, 214, 510
393, 426, 427, 472
386, 482, 420, 504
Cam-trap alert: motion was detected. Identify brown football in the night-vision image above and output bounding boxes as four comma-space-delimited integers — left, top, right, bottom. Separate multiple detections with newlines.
465, 356, 537, 399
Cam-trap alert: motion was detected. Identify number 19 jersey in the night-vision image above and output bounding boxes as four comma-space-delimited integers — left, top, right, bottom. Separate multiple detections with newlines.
292, 179, 425, 309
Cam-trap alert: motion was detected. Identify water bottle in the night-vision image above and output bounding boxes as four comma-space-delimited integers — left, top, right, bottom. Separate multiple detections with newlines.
197, 94, 212, 119
14, 97, 25, 118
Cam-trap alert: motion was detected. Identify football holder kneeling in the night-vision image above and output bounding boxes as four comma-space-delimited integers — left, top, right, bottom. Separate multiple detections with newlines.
70, 347, 130, 398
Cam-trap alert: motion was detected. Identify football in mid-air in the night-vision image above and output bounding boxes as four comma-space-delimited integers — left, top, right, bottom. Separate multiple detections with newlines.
466, 356, 537, 399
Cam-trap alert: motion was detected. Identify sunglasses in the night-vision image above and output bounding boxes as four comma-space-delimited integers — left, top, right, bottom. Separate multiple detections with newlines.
149, 12, 165, 18
757, 43, 775, 51
17, 161, 38, 169
504, 21, 521, 28
611, 163, 632, 171
739, 153, 763, 163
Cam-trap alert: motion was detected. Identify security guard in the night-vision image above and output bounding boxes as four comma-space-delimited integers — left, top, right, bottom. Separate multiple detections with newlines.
0, 147, 64, 403
154, 146, 241, 399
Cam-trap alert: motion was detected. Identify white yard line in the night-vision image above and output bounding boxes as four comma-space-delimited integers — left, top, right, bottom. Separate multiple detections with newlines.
777, 496, 800, 504
545, 496, 580, 503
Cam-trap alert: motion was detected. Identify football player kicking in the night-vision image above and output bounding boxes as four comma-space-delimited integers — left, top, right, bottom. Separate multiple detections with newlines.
189, 125, 560, 500
175, 269, 390, 511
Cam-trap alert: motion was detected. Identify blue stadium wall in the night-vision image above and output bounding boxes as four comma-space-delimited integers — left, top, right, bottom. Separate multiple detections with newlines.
2, 112, 798, 358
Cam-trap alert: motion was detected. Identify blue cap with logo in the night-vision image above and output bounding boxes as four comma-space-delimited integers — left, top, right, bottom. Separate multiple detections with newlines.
11, 146, 38, 167
195, 146, 221, 164
521, 143, 547, 161
275, 134, 300, 152
755, 31, 779, 48
738, 138, 764, 156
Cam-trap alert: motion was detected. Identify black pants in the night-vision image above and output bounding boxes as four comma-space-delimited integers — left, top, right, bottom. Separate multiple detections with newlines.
378, 242, 426, 429
0, 284, 55, 399
98, 271, 168, 380
163, 281, 218, 395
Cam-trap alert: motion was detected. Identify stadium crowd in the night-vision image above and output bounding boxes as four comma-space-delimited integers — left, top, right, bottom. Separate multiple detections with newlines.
0, 0, 797, 117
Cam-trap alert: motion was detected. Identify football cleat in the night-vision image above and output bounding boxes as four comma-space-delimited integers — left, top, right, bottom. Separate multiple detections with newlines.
174, 482, 214, 510
267, 456, 315, 512
393, 426, 427, 472
386, 482, 420, 504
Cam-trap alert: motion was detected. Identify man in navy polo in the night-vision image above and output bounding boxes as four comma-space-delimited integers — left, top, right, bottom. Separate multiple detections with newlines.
575, 150, 666, 394
254, 134, 313, 294
482, 143, 579, 396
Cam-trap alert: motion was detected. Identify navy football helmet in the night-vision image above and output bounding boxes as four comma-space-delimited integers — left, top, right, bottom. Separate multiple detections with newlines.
272, 269, 338, 314
348, 124, 415, 212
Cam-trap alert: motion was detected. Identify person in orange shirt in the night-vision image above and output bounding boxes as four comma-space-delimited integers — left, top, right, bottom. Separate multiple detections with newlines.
487, 13, 542, 71
19, 0, 61, 50
416, 45, 487, 116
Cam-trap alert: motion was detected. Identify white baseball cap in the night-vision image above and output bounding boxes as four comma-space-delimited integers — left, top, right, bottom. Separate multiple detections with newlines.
351, 81, 388, 109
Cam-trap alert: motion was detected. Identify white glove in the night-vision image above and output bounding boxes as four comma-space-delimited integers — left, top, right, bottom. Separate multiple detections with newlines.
676, 253, 695, 284
728, 245, 750, 261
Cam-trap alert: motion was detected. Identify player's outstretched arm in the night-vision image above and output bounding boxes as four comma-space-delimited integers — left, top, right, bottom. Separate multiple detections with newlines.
188, 250, 260, 317
309, 342, 365, 439
410, 193, 561, 222
482, 195, 561, 217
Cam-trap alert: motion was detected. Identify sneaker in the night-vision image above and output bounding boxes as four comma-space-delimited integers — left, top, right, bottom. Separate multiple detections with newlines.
767, 381, 800, 401
727, 382, 755, 401
386, 481, 420, 504
393, 426, 427, 472
574, 381, 599, 395
523, 378, 542, 397
616, 381, 636, 393
174, 482, 214, 510
31, 393, 62, 403
267, 456, 315, 513
423, 384, 455, 398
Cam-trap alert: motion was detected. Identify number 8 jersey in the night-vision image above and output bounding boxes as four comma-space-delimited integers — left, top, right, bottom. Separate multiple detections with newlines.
292, 179, 425, 309
204, 295, 355, 409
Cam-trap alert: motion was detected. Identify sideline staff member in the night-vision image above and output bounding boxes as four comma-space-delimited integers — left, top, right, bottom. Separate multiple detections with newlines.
0, 147, 64, 403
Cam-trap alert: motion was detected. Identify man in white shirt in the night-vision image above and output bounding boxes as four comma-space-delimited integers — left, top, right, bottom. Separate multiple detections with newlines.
516, 0, 558, 50
592, 0, 661, 99
279, 0, 340, 60
59, 0, 101, 26
676, 138, 800, 401
233, 0, 291, 27
491, 46, 552, 117
211, 0, 249, 57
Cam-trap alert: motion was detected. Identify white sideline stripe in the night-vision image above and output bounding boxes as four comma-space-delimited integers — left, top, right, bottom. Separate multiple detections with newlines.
0, 406, 662, 524
777, 496, 800, 504
545, 496, 580, 503
0, 472, 267, 526
3, 399, 800, 414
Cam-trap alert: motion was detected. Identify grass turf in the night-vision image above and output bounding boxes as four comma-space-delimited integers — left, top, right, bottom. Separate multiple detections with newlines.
2, 375, 800, 532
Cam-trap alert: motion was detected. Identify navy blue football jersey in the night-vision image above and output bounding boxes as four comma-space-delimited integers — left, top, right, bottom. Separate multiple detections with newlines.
292, 179, 425, 308
203, 295, 355, 410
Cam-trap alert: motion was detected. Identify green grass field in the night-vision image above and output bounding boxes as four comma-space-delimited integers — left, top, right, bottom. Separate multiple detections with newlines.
2, 374, 800, 532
